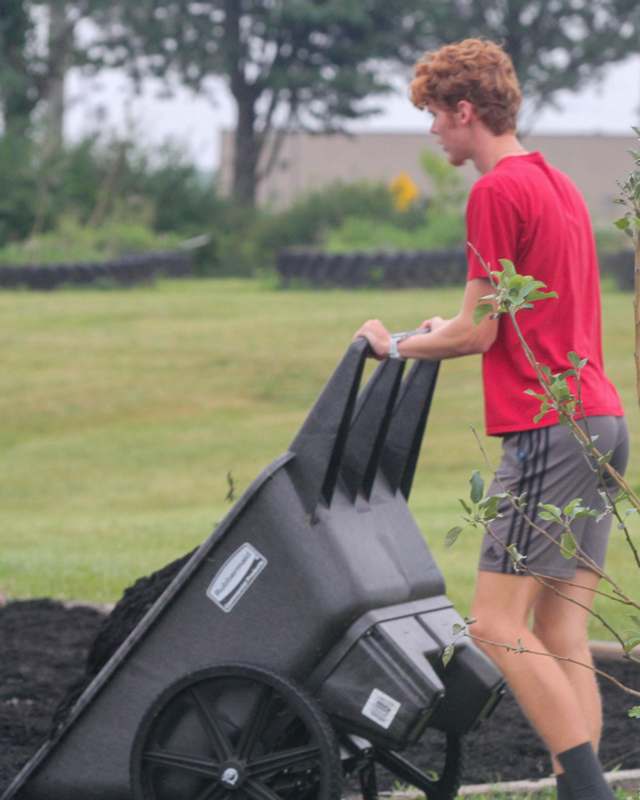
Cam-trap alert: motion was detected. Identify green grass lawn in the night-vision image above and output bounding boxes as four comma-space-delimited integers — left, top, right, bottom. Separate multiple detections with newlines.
0, 278, 638, 639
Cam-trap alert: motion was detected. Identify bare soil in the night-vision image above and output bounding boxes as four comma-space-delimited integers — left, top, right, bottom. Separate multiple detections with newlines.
0, 598, 638, 796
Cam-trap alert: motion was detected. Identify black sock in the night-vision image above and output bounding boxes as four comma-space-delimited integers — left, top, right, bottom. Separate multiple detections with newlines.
557, 742, 614, 800
556, 772, 572, 800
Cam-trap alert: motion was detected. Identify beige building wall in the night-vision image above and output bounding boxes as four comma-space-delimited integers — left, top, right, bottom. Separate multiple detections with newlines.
219, 129, 637, 224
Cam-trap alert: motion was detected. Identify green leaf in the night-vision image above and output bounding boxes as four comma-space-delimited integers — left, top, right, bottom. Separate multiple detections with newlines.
567, 351, 588, 370
474, 303, 494, 325
623, 636, 640, 654
524, 389, 546, 400
442, 643, 455, 667
528, 290, 558, 301
560, 531, 577, 559
628, 706, 640, 719
538, 502, 562, 522
563, 498, 584, 518
597, 450, 613, 466
459, 498, 472, 514
506, 543, 525, 566
469, 470, 484, 504
445, 526, 463, 548
514, 491, 528, 508
498, 258, 516, 275
478, 494, 501, 519
614, 216, 631, 231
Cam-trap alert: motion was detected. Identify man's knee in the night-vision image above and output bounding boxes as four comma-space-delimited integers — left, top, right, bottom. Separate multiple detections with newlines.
468, 606, 524, 652
532, 614, 589, 657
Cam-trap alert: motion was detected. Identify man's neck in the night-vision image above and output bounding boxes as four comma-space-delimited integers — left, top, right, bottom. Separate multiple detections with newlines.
472, 131, 528, 174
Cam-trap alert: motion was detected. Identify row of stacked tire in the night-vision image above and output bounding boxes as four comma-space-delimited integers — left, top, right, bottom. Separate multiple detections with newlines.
277, 248, 468, 288
0, 250, 193, 291
277, 247, 636, 289
600, 249, 636, 291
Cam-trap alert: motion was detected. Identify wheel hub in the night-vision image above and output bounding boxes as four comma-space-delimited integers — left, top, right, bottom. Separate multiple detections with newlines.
220, 762, 245, 790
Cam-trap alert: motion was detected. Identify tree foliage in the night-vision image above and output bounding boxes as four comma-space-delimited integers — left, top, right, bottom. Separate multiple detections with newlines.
2, 0, 639, 209
412, 0, 640, 117
95, 0, 434, 206
0, 0, 109, 139
94, 0, 640, 205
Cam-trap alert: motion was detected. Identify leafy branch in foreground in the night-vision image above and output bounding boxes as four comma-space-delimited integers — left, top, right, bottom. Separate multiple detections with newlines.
471, 247, 640, 600
446, 241, 640, 716
470, 242, 640, 518
446, 456, 640, 663
613, 127, 640, 406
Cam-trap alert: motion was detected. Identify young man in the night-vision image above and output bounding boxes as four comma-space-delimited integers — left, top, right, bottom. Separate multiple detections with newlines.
354, 39, 628, 800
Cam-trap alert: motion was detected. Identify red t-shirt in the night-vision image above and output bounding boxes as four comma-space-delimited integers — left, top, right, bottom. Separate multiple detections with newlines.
466, 151, 623, 435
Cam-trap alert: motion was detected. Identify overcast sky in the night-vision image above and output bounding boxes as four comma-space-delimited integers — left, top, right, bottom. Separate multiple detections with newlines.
66, 55, 640, 172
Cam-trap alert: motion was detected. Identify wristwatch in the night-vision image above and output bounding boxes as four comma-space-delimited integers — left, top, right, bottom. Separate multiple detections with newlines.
387, 327, 430, 360
388, 336, 404, 360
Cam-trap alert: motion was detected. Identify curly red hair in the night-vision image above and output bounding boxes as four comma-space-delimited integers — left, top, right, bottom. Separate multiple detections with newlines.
410, 39, 522, 135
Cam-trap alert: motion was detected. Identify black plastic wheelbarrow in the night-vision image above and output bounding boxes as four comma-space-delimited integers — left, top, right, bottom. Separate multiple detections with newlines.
1, 339, 503, 800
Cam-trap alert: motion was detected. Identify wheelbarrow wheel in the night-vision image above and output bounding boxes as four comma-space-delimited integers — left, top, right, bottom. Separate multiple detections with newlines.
131, 663, 342, 800
373, 733, 463, 800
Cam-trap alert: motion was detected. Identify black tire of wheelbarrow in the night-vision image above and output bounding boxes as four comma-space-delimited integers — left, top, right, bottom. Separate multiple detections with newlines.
130, 663, 343, 800
373, 732, 463, 800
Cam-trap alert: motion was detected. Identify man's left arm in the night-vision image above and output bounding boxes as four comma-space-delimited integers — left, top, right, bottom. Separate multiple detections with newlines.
354, 278, 498, 360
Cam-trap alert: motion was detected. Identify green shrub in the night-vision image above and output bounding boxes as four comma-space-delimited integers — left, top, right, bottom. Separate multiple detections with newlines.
0, 132, 222, 249
254, 181, 415, 257
192, 180, 419, 275
320, 150, 465, 253
0, 217, 183, 265
325, 211, 464, 251
0, 135, 40, 244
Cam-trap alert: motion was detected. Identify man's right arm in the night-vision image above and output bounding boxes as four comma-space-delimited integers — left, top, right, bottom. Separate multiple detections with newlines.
398, 278, 498, 360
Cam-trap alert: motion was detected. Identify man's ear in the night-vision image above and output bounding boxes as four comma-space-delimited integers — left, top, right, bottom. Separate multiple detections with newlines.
455, 100, 475, 125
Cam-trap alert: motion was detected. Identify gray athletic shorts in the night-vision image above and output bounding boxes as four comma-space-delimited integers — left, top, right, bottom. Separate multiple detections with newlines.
478, 416, 629, 578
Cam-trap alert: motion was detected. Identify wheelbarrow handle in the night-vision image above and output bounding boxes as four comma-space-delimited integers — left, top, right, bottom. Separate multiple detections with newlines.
391, 326, 431, 341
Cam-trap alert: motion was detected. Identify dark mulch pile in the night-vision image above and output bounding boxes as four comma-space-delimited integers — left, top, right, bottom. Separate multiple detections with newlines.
1, 599, 638, 796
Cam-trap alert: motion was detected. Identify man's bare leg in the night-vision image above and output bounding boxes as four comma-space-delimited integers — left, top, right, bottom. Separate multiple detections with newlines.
532, 568, 603, 773
470, 570, 591, 756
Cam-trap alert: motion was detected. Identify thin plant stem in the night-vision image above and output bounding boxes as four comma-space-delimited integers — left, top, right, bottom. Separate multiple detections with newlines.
470, 426, 638, 606
465, 631, 640, 699
482, 522, 640, 656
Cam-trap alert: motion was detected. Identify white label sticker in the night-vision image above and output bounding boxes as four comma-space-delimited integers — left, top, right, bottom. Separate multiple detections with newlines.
361, 689, 401, 730
206, 543, 267, 613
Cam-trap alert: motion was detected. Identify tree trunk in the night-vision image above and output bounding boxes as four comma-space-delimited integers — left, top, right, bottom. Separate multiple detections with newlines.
635, 232, 640, 407
1, 0, 34, 137
232, 95, 259, 207
44, 0, 71, 154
